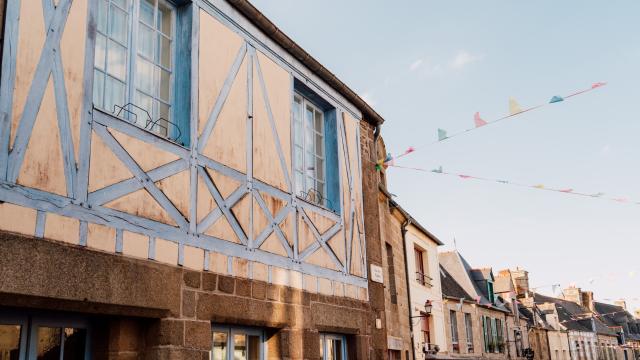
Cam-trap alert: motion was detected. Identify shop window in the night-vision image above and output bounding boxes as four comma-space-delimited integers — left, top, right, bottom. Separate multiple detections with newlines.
320, 333, 347, 360
212, 326, 264, 360
0, 311, 89, 360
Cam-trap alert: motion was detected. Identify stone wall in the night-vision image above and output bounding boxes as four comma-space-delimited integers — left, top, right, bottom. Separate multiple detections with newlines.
529, 328, 551, 360
0, 231, 374, 359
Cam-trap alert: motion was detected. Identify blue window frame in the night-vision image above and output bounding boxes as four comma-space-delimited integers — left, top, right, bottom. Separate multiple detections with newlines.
292, 79, 340, 214
93, 0, 192, 146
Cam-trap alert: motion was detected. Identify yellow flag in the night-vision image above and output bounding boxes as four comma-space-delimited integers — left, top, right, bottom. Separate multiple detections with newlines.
533, 184, 545, 189
509, 97, 522, 115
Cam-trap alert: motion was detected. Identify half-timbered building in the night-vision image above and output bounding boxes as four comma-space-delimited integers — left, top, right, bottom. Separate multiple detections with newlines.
0, 0, 387, 358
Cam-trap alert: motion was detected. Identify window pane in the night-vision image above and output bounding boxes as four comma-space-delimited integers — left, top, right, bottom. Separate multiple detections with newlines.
157, 102, 170, 136
105, 76, 126, 113
314, 110, 323, 133
294, 146, 303, 171
107, 40, 127, 80
293, 96, 302, 123
93, 70, 105, 108
315, 134, 323, 156
135, 91, 154, 126
305, 177, 314, 196
294, 122, 303, 147
138, 24, 154, 59
0, 324, 21, 360
159, 35, 172, 68
95, 33, 107, 70
136, 57, 155, 94
295, 172, 304, 196
139, 0, 155, 26
305, 129, 314, 153
212, 332, 228, 360
37, 327, 61, 360
112, 0, 128, 8
97, 0, 108, 33
63, 328, 87, 360
316, 158, 324, 181
247, 335, 260, 360
159, 68, 171, 101
234, 334, 247, 360
108, 5, 128, 44
305, 151, 315, 176
157, 2, 173, 35
305, 105, 314, 131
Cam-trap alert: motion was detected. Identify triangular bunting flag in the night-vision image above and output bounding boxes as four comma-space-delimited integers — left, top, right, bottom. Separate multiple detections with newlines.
509, 97, 522, 115
592, 82, 607, 89
590, 192, 605, 198
533, 184, 545, 189
474, 112, 488, 127
559, 188, 573, 193
437, 128, 448, 141
432, 166, 443, 174
549, 96, 564, 104
459, 175, 472, 179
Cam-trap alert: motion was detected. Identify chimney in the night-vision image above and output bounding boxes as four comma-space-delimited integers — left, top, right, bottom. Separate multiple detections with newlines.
581, 291, 595, 311
635, 309, 640, 319
614, 300, 627, 310
563, 286, 583, 306
511, 268, 530, 296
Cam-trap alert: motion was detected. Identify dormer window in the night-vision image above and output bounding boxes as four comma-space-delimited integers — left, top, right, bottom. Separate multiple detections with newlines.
487, 280, 495, 304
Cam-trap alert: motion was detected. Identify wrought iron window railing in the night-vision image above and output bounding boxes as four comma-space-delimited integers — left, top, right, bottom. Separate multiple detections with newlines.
416, 271, 433, 287
112, 103, 184, 146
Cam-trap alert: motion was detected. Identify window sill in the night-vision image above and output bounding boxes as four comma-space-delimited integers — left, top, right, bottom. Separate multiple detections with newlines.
295, 195, 340, 216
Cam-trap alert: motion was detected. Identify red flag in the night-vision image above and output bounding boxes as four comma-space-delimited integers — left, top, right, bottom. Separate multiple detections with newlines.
474, 112, 488, 127
559, 188, 573, 193
459, 175, 472, 179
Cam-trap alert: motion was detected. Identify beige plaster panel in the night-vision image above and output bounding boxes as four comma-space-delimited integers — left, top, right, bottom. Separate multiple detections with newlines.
87, 223, 115, 253
297, 214, 316, 253
326, 230, 346, 267
60, 0, 87, 160
197, 10, 244, 135
10, 0, 45, 149
343, 113, 364, 235
88, 132, 133, 192
259, 232, 288, 257
122, 231, 149, 259
44, 213, 79, 245
155, 238, 178, 266
196, 174, 217, 223
231, 193, 250, 237
251, 261, 268, 282
155, 170, 190, 219
306, 247, 339, 272
104, 188, 177, 226
318, 278, 332, 296
109, 128, 179, 172
271, 267, 289, 287
333, 281, 344, 297
183, 245, 204, 271
252, 60, 288, 192
201, 57, 248, 173
16, 79, 66, 196
232, 257, 249, 278
303, 274, 317, 293
206, 168, 241, 199
209, 252, 228, 275
0, 203, 36, 236
204, 216, 240, 244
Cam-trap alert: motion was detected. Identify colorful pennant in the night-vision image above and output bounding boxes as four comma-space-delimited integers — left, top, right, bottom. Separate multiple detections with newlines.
383, 82, 608, 165
386, 164, 639, 207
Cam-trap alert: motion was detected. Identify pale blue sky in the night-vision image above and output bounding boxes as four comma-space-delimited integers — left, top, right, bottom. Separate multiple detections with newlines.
249, 1, 640, 311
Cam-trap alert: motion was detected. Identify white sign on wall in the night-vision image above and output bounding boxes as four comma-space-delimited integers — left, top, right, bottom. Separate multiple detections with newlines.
370, 264, 384, 283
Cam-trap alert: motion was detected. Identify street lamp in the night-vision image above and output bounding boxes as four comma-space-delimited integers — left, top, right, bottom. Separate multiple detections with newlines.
424, 300, 433, 315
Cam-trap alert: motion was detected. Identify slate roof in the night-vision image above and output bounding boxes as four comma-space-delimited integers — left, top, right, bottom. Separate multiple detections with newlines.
594, 302, 640, 341
533, 293, 616, 336
440, 265, 475, 301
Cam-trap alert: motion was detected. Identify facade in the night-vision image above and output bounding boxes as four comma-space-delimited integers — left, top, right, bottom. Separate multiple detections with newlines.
0, 0, 391, 358
494, 269, 534, 359
593, 301, 640, 359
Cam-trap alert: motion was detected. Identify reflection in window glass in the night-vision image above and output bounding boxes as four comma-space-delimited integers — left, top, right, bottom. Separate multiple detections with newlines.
63, 328, 87, 360
37, 327, 61, 360
0, 324, 21, 360
320, 334, 346, 360
212, 331, 228, 360
233, 334, 246, 360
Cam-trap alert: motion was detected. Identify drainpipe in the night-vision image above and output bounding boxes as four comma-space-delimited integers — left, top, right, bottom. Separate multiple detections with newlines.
401, 218, 417, 360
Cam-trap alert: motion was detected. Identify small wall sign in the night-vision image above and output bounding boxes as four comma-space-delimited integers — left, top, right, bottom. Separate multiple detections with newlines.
370, 264, 383, 283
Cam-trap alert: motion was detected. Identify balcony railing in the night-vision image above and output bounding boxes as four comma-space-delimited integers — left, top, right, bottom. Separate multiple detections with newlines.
416, 272, 433, 287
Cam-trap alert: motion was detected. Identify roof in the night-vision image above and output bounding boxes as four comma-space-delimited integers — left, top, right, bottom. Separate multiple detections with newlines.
594, 302, 640, 341
380, 185, 444, 246
494, 272, 516, 294
533, 293, 617, 336
227, 0, 384, 126
440, 265, 475, 301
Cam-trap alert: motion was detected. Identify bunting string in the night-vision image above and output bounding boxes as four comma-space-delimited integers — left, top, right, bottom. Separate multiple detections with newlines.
381, 82, 607, 166
387, 164, 640, 207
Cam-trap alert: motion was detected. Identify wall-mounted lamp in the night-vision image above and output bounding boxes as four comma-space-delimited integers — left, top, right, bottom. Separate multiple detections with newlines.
411, 300, 433, 318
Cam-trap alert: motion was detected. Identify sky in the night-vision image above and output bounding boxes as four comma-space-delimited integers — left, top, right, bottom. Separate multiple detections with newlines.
249, 0, 640, 312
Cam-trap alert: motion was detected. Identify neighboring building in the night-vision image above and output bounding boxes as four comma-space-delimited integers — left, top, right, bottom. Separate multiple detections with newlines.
593, 300, 640, 360
495, 269, 534, 359
534, 290, 620, 360
439, 251, 516, 359
0, 0, 389, 358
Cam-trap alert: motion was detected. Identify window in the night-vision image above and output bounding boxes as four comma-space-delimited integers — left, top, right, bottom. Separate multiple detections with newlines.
421, 313, 431, 346
414, 247, 431, 286
482, 316, 489, 353
487, 281, 495, 304
320, 333, 347, 360
212, 326, 264, 360
450, 310, 459, 353
293, 93, 326, 207
386, 350, 400, 360
94, 0, 188, 144
0, 312, 89, 359
385, 243, 397, 304
464, 313, 474, 353
495, 319, 504, 353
